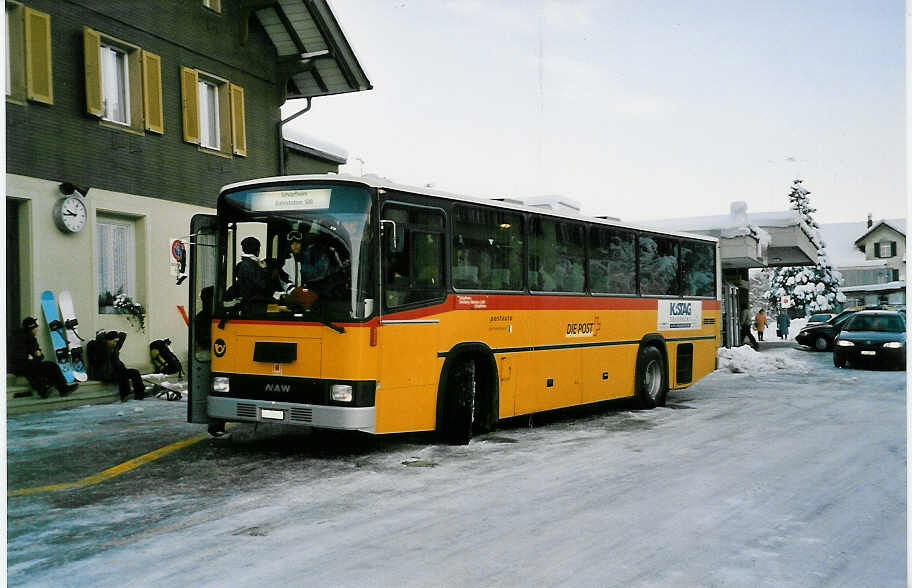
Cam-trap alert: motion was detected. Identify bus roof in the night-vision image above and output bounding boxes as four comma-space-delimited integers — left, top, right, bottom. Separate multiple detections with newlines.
219, 174, 718, 244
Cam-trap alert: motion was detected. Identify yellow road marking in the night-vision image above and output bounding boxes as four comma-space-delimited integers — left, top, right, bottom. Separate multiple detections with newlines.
9, 433, 209, 497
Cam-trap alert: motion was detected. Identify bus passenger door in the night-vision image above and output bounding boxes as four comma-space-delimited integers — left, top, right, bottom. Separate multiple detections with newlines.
377, 202, 446, 433
188, 214, 218, 424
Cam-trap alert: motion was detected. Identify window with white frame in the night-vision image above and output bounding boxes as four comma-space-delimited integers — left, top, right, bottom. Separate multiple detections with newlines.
100, 44, 129, 125
198, 79, 219, 149
181, 66, 246, 156
875, 240, 896, 259
97, 216, 135, 312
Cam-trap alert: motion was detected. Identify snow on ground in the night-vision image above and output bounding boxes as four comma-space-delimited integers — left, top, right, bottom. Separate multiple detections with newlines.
717, 345, 796, 373
8, 344, 905, 587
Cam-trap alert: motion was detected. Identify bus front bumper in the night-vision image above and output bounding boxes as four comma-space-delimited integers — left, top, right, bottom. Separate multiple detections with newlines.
208, 396, 376, 433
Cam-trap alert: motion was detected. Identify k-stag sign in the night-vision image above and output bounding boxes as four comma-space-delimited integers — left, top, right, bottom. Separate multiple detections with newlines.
657, 300, 702, 330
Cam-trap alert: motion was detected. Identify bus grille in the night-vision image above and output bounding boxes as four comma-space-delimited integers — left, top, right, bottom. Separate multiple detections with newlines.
237, 403, 257, 419
290, 407, 313, 422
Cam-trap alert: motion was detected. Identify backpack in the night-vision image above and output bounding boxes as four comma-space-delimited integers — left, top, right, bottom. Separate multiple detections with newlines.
149, 339, 183, 378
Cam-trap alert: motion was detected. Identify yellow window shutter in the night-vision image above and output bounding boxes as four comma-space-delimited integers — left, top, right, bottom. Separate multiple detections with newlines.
230, 83, 247, 157
24, 7, 53, 104
83, 27, 102, 116
181, 67, 200, 144
142, 51, 164, 134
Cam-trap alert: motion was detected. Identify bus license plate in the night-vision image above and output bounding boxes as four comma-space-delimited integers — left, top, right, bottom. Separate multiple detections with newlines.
261, 408, 285, 420
861, 350, 876, 356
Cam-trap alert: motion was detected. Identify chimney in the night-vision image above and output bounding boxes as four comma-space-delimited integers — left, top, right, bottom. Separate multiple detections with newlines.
866, 213, 872, 228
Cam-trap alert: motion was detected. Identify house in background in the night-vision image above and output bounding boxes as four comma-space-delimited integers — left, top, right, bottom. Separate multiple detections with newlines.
818, 215, 906, 309
6, 0, 371, 370
643, 202, 819, 347
282, 127, 348, 175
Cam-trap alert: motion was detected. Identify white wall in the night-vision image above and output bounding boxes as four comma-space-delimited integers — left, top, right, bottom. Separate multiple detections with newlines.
7, 174, 214, 370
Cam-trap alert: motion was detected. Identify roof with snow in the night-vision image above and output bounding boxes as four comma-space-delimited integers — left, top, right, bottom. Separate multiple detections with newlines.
282, 127, 348, 164
853, 219, 906, 244
840, 280, 905, 293
641, 210, 800, 233
817, 219, 906, 267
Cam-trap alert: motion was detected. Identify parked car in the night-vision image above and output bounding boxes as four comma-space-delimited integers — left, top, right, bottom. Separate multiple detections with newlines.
795, 308, 863, 351
806, 313, 835, 326
833, 311, 906, 370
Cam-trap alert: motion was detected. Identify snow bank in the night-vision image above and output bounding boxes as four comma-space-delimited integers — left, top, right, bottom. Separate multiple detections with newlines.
716, 345, 795, 374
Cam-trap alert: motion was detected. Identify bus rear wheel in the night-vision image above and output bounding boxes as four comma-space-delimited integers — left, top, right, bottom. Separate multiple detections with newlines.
443, 359, 475, 445
635, 346, 667, 409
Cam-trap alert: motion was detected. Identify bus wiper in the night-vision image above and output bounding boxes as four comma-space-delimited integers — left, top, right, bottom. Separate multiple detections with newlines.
317, 317, 345, 334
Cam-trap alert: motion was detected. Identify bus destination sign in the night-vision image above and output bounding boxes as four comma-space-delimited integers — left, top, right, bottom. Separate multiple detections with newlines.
249, 189, 332, 211
657, 300, 702, 330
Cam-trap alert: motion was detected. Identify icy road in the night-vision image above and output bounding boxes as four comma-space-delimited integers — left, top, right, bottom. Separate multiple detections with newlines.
7, 343, 906, 587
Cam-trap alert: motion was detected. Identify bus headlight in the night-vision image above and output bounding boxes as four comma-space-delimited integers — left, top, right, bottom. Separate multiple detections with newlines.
331, 384, 353, 402
883, 341, 904, 349
836, 340, 855, 347
212, 376, 230, 392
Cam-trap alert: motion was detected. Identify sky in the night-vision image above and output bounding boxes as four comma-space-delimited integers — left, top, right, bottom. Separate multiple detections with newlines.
284, 1, 906, 224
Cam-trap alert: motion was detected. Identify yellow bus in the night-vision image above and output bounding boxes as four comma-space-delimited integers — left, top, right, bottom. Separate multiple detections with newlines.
188, 175, 720, 444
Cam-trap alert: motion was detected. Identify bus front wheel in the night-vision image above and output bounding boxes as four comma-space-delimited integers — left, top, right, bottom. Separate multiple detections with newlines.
635, 346, 667, 409
442, 359, 475, 445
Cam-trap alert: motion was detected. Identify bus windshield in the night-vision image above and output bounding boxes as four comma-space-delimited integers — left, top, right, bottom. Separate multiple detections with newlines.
218, 183, 374, 322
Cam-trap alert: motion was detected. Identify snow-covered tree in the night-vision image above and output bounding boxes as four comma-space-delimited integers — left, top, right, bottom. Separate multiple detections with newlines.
749, 269, 772, 314
766, 180, 846, 316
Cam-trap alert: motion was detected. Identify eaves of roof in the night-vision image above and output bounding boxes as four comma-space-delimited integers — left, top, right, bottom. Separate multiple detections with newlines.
253, 0, 372, 101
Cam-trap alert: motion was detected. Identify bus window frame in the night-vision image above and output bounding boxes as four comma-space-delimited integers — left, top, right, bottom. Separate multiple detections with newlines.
380, 197, 448, 314
587, 223, 640, 298
678, 236, 718, 299
637, 230, 682, 298
528, 215, 588, 296
450, 202, 527, 295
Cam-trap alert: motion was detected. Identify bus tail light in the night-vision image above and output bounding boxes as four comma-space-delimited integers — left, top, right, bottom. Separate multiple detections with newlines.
331, 384, 353, 402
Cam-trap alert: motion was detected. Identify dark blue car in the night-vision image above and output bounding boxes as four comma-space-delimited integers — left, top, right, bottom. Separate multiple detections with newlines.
833, 311, 906, 370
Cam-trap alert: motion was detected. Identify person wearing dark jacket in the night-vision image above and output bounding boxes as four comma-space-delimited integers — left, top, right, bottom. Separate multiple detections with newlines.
8, 317, 76, 398
235, 237, 274, 299
88, 331, 144, 401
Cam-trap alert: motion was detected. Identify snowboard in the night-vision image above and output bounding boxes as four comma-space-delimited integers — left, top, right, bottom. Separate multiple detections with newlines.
40, 290, 76, 385
58, 290, 88, 382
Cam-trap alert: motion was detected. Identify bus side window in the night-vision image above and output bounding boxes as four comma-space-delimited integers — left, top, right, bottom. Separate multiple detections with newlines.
590, 227, 636, 295
639, 234, 679, 296
681, 240, 715, 297
530, 218, 584, 293
453, 205, 523, 291
383, 204, 444, 308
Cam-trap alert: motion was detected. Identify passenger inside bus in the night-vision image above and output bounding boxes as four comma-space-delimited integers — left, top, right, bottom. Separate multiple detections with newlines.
234, 237, 279, 312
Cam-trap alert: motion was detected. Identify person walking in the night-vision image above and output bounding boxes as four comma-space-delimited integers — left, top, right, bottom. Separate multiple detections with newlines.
8, 317, 77, 398
777, 311, 791, 340
754, 309, 768, 342
739, 306, 758, 350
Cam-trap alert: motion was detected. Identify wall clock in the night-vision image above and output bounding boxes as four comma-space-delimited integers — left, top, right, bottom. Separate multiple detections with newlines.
53, 195, 88, 233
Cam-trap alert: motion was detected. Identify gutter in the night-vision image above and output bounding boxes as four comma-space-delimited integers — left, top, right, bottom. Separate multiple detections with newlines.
277, 97, 313, 176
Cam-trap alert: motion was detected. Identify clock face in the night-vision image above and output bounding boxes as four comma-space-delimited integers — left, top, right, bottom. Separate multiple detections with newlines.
55, 196, 88, 233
